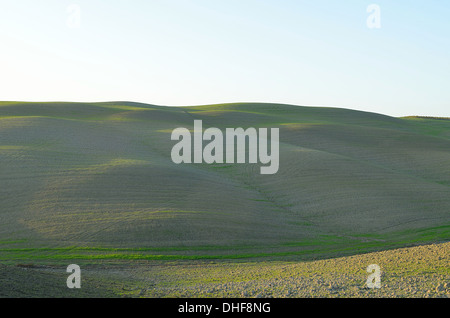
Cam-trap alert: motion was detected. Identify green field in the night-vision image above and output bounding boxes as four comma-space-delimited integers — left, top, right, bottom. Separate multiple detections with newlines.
0, 101, 448, 297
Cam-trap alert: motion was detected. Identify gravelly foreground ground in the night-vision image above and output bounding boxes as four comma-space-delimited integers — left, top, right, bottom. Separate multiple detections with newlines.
1, 242, 448, 298
133, 242, 449, 298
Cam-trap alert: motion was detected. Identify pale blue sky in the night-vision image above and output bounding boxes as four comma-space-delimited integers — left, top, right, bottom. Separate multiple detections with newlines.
0, 0, 449, 117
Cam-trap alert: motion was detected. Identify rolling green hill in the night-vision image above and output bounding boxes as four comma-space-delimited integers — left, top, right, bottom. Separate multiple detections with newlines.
0, 101, 449, 264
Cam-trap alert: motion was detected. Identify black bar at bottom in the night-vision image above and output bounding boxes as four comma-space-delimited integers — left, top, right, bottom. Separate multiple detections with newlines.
0, 298, 446, 316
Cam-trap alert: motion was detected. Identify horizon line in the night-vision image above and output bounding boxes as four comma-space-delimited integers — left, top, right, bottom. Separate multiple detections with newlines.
0, 100, 448, 119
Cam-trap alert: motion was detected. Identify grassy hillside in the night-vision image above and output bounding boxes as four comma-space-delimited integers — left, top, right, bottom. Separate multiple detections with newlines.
0, 101, 449, 264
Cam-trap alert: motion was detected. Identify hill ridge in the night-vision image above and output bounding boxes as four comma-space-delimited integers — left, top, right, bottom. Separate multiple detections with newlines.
0, 101, 448, 263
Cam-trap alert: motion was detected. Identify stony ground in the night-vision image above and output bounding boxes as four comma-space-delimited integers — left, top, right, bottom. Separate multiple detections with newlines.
3, 242, 447, 298
129, 242, 449, 298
